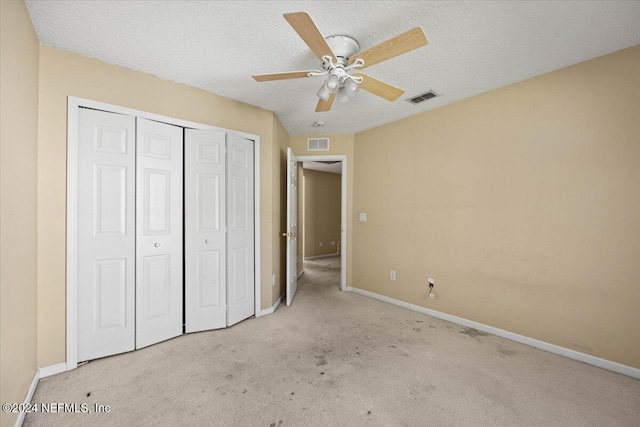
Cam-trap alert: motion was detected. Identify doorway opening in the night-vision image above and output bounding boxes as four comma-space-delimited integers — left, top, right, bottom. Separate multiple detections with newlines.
300, 160, 342, 289
293, 155, 347, 292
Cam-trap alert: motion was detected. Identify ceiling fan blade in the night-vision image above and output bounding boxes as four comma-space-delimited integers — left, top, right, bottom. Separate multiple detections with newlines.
252, 71, 317, 82
354, 73, 405, 101
284, 12, 336, 61
315, 93, 336, 112
349, 27, 428, 69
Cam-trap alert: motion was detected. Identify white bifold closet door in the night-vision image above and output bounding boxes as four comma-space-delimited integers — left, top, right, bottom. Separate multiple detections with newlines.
184, 129, 227, 332
227, 134, 255, 326
184, 131, 255, 331
135, 118, 184, 349
77, 108, 254, 360
77, 109, 136, 362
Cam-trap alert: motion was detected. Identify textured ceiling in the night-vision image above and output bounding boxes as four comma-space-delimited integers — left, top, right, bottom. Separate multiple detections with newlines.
303, 161, 342, 175
25, 1, 640, 135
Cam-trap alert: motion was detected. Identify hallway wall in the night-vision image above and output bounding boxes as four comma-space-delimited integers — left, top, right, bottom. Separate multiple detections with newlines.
303, 169, 341, 258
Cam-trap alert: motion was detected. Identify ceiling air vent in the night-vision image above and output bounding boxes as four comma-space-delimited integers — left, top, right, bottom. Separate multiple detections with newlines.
407, 90, 438, 105
307, 138, 330, 151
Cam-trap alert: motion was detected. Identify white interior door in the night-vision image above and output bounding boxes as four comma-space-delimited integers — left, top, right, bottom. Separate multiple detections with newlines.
227, 134, 255, 326
286, 147, 298, 306
77, 108, 136, 361
184, 129, 227, 333
135, 118, 183, 349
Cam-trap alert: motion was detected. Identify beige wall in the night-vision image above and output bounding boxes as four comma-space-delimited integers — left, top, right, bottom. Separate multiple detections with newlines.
36, 46, 286, 366
303, 169, 342, 257
0, 1, 39, 425
290, 134, 354, 285
353, 46, 640, 368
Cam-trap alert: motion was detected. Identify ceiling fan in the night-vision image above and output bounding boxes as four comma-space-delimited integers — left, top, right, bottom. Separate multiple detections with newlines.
252, 12, 429, 113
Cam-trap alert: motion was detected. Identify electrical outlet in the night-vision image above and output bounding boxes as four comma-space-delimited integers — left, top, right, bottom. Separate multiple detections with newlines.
390, 270, 396, 280
272, 274, 276, 286
428, 293, 436, 299
428, 277, 434, 285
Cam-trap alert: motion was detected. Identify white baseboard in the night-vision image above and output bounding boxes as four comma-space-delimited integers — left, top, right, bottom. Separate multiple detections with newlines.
261, 292, 284, 316
15, 371, 39, 427
347, 287, 640, 380
304, 253, 339, 260
297, 270, 304, 279
14, 362, 68, 427
38, 362, 67, 378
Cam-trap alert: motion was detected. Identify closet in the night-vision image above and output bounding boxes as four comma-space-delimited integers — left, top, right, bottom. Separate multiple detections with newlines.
75, 107, 255, 362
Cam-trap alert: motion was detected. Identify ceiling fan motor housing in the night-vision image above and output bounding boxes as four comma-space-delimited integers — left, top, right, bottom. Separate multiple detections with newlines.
325, 35, 360, 66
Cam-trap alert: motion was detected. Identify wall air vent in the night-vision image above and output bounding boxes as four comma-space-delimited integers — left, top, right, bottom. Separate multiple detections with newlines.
407, 90, 438, 105
307, 138, 330, 151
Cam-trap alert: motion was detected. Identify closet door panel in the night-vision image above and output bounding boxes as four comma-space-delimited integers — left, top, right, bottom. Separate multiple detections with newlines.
77, 108, 136, 362
136, 118, 183, 349
227, 134, 255, 326
185, 129, 227, 332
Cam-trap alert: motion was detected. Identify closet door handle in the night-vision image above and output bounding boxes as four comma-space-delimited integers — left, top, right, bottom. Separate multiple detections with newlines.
205, 239, 211, 244
154, 243, 160, 248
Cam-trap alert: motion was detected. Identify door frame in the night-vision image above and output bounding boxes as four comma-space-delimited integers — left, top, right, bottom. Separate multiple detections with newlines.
296, 155, 347, 292
66, 96, 262, 370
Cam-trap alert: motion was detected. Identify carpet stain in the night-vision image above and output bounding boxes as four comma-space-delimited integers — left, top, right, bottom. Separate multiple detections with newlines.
315, 356, 327, 366
459, 327, 488, 338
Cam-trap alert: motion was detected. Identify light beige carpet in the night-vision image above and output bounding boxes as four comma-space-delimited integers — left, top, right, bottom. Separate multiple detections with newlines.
26, 257, 640, 426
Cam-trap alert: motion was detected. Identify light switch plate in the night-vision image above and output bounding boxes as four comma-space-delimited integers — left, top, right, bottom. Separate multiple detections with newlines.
359, 212, 367, 222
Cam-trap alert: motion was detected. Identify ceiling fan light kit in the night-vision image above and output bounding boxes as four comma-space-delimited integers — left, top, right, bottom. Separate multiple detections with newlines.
337, 87, 349, 104
252, 12, 429, 113
316, 84, 332, 102
315, 54, 364, 103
